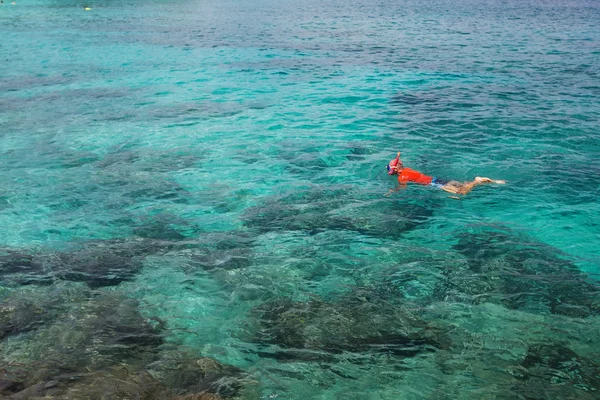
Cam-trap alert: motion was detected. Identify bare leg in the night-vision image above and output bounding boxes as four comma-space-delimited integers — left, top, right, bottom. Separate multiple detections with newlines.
441, 177, 505, 196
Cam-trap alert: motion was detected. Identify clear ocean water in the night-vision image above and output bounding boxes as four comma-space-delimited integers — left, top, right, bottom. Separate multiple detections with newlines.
1, 0, 599, 398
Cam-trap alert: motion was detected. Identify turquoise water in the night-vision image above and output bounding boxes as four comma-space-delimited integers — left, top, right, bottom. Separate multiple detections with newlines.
1, 0, 599, 398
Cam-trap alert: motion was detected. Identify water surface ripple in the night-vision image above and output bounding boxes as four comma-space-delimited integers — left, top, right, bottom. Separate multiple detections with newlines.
1, 0, 599, 398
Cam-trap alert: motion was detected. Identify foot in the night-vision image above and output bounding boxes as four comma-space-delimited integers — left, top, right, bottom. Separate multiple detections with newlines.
475, 177, 493, 183
475, 177, 505, 184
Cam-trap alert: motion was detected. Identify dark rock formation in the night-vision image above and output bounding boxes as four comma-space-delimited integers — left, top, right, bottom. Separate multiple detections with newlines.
0, 249, 54, 286
0, 282, 91, 339
0, 287, 253, 400
1, 238, 170, 288
96, 148, 201, 174
245, 287, 447, 361
511, 342, 600, 399
242, 187, 433, 238
148, 349, 247, 398
435, 226, 600, 317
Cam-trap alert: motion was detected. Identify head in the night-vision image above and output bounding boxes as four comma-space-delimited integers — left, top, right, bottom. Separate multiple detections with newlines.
387, 154, 403, 175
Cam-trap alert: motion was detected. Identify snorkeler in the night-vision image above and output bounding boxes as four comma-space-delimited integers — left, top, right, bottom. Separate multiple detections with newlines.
386, 152, 505, 196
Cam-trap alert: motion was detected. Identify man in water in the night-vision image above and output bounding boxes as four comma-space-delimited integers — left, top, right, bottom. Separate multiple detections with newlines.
386, 152, 505, 196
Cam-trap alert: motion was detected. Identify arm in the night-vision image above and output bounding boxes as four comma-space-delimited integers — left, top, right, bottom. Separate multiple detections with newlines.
385, 182, 407, 197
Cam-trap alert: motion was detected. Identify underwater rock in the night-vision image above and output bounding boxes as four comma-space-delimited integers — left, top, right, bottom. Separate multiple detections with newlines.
95, 150, 140, 169
0, 285, 253, 399
1, 238, 166, 288
0, 292, 163, 394
162, 232, 255, 274
42, 370, 164, 400
91, 163, 190, 205
57, 151, 100, 169
0, 282, 91, 339
426, 301, 600, 400
0, 367, 27, 396
175, 394, 224, 400
242, 187, 348, 232
245, 287, 447, 360
0, 299, 46, 339
0, 249, 53, 286
329, 201, 433, 239
188, 248, 252, 271
133, 223, 188, 240
47, 239, 162, 288
0, 235, 254, 289
148, 349, 248, 398
280, 151, 338, 175
93, 299, 164, 355
438, 226, 600, 317
52, 249, 145, 288
132, 213, 195, 240
390, 92, 437, 106
242, 188, 433, 238
149, 100, 248, 124
52, 293, 163, 366
344, 145, 378, 161
506, 342, 600, 399
0, 141, 99, 171
6, 368, 163, 399
96, 148, 200, 174
28, 149, 194, 216
432, 340, 600, 400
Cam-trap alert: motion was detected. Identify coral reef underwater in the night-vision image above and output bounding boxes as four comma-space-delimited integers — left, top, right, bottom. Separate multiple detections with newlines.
1, 204, 599, 399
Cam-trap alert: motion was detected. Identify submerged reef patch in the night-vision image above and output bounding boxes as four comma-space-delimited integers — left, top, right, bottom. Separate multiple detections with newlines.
158, 231, 256, 274
96, 147, 201, 174
436, 225, 600, 318
0, 238, 165, 288
0, 292, 163, 397
132, 213, 198, 240
428, 301, 600, 399
0, 249, 55, 286
243, 285, 447, 361
242, 187, 433, 238
0, 232, 256, 290
390, 92, 438, 106
344, 144, 379, 161
0, 283, 91, 339
0, 288, 253, 400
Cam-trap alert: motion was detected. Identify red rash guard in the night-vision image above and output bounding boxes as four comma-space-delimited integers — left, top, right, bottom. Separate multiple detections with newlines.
397, 168, 433, 185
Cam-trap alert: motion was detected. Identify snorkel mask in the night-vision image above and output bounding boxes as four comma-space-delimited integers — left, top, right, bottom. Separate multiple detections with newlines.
387, 153, 402, 175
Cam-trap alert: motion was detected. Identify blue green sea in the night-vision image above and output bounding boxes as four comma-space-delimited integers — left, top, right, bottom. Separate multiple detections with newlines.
1, 0, 599, 398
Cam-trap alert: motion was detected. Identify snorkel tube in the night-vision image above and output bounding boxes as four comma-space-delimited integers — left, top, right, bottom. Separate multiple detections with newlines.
387, 152, 402, 174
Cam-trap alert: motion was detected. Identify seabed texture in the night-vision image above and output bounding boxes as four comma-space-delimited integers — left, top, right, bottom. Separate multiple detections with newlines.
1, 0, 599, 398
